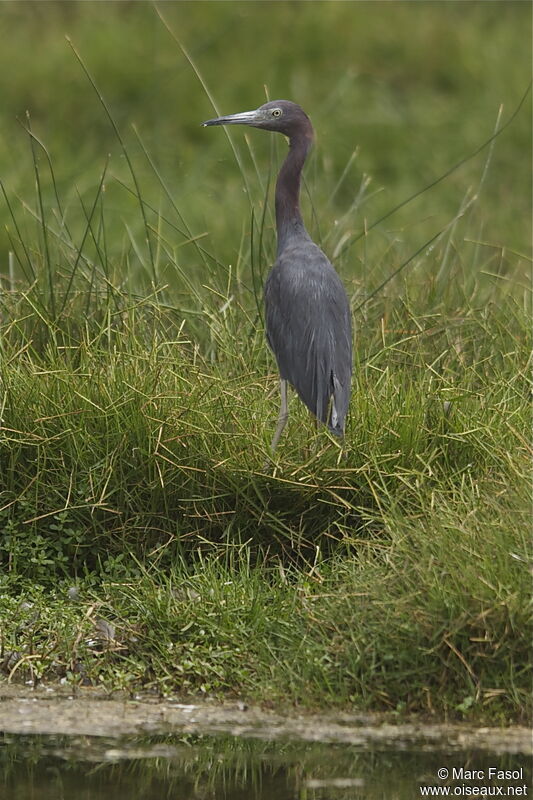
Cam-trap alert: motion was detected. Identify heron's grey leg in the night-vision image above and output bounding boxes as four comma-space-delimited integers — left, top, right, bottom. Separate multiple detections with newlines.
310, 413, 319, 454
270, 379, 289, 452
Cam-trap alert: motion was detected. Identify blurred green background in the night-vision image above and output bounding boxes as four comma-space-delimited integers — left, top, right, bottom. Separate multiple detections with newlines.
0, 0, 530, 308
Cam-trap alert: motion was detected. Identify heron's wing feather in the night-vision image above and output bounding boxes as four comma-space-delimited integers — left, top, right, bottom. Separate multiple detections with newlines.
265, 242, 352, 433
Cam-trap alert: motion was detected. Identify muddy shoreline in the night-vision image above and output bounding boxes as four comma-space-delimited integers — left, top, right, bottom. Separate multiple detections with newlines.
0, 685, 530, 754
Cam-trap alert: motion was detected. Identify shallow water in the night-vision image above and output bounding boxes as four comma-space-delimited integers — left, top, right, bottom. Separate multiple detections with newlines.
1, 689, 531, 799
2, 732, 531, 800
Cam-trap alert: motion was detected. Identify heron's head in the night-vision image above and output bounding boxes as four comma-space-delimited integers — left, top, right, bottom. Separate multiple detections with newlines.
202, 100, 313, 140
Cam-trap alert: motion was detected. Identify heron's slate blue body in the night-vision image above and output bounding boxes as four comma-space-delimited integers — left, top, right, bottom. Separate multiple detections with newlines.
265, 236, 351, 435
203, 100, 352, 448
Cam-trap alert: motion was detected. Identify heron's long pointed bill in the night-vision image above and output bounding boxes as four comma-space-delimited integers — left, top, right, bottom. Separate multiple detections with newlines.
202, 109, 261, 127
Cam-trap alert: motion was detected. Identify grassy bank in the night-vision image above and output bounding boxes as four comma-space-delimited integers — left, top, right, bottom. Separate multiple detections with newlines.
0, 2, 531, 721
1, 296, 530, 719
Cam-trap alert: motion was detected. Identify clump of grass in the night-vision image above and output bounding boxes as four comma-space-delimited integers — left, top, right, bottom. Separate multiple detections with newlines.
0, 289, 529, 565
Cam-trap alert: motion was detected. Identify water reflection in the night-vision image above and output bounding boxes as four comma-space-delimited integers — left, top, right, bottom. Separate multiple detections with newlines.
1, 733, 530, 799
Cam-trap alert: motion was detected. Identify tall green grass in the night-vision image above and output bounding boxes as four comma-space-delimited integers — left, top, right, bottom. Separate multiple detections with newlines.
0, 2, 531, 718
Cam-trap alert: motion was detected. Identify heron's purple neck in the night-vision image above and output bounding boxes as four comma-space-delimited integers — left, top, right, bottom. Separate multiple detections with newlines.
275, 128, 313, 255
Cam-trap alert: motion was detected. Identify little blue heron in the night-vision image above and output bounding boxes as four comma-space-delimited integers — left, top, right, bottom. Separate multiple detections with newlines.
203, 100, 352, 452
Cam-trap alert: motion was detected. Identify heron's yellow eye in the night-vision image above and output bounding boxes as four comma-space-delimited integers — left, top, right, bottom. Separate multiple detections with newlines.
272, 108, 282, 118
